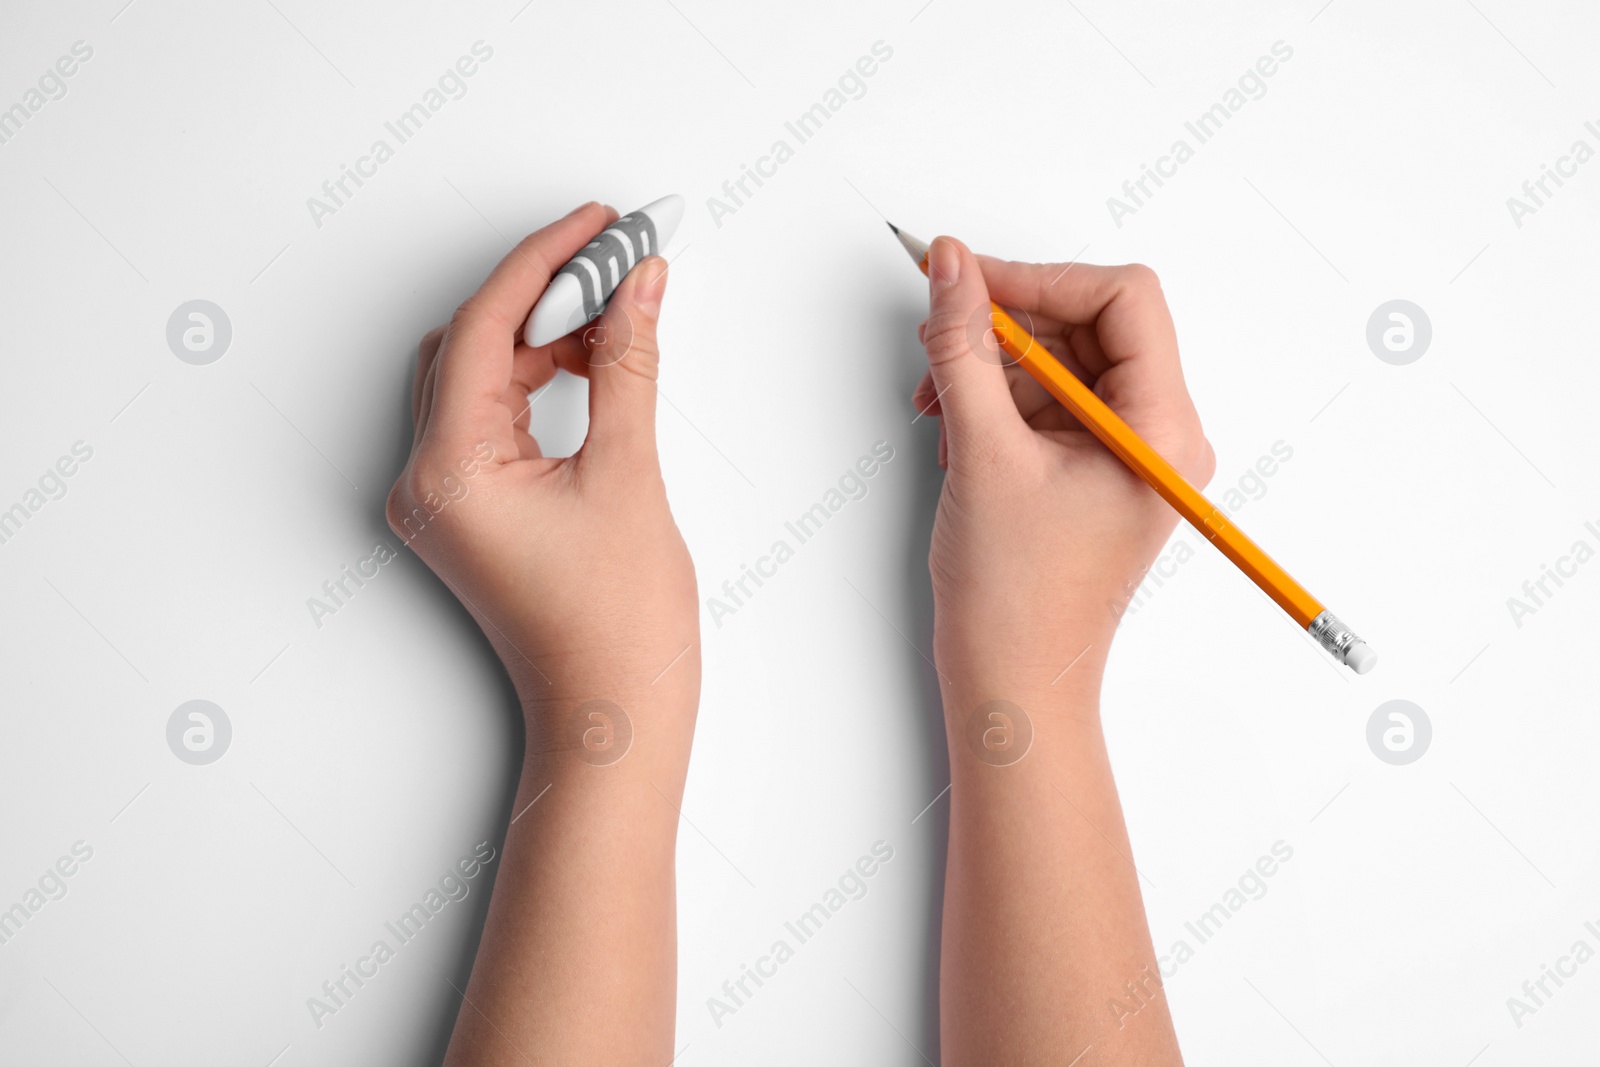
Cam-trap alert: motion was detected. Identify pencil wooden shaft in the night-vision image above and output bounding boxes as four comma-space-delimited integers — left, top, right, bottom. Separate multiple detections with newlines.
984, 299, 1325, 628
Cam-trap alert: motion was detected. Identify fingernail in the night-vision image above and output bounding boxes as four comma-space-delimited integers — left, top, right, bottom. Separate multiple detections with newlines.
564, 201, 597, 218
635, 257, 668, 313
929, 237, 960, 291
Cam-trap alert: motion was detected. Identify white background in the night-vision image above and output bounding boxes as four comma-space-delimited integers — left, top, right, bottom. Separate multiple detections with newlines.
1, 0, 1597, 1063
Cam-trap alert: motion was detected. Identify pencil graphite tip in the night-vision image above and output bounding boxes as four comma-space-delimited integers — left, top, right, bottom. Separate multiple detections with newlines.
887, 223, 930, 265
885, 221, 900, 235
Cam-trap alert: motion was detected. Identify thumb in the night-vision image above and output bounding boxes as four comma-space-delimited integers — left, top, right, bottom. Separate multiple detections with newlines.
921, 237, 1026, 461
581, 255, 668, 461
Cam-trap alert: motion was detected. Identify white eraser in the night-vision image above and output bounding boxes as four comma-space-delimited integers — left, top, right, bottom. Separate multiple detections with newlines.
1346, 642, 1377, 675
524, 194, 684, 347
524, 273, 585, 348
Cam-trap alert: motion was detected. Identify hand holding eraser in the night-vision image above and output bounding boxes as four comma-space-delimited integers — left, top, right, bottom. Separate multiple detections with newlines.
524, 194, 685, 347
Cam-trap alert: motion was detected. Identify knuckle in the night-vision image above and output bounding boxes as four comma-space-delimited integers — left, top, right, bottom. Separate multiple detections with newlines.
616, 335, 661, 383
1196, 437, 1218, 487
450, 297, 507, 334
386, 459, 469, 542
922, 308, 973, 365
399, 458, 446, 505
383, 480, 414, 537
588, 314, 661, 380
1036, 263, 1066, 296
1152, 414, 1212, 484
514, 230, 549, 258
447, 301, 480, 333
1120, 262, 1162, 293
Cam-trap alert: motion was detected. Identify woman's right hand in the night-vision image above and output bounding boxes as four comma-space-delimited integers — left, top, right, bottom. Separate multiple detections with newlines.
911, 236, 1215, 703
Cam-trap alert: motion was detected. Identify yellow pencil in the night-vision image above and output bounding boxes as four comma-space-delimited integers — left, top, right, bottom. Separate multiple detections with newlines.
889, 224, 1375, 674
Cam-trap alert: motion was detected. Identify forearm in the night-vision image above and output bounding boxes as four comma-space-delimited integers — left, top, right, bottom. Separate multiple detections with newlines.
390, 204, 699, 1065
937, 658, 1182, 1066
443, 669, 699, 1067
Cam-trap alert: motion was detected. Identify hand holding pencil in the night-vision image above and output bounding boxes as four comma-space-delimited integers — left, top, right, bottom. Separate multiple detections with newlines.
901, 230, 1374, 675
910, 234, 1223, 691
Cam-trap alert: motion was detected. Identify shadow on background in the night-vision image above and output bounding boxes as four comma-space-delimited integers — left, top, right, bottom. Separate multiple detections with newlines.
871, 297, 950, 1063
379, 345, 528, 1066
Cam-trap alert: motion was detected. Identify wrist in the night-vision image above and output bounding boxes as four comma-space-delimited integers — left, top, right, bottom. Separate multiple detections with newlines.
933, 631, 1109, 754
938, 671, 1104, 776
516, 666, 699, 765
932, 613, 1115, 694
494, 616, 701, 720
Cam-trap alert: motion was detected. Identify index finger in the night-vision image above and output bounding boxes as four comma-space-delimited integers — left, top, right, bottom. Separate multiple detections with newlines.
431, 201, 619, 440
976, 255, 1181, 378
976, 254, 1208, 466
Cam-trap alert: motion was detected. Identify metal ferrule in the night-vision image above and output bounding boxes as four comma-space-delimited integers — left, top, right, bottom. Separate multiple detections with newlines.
1308, 610, 1364, 665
